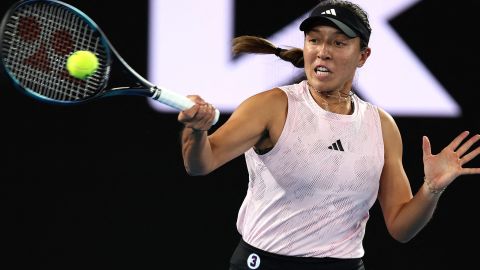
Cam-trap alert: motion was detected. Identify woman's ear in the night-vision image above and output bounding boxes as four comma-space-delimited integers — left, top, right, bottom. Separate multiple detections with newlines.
358, 47, 371, 67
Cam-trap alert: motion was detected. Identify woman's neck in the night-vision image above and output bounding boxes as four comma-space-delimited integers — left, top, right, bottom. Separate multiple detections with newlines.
307, 82, 354, 115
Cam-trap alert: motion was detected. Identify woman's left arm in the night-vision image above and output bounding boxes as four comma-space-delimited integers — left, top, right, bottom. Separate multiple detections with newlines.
377, 108, 480, 243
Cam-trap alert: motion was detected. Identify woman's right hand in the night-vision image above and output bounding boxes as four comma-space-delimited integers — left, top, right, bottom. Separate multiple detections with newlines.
178, 95, 217, 132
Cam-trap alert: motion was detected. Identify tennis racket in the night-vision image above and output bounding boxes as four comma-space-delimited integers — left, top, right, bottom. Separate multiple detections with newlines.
0, 0, 220, 125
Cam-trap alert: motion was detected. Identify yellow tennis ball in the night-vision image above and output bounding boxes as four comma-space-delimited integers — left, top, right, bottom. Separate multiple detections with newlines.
66, 50, 99, 79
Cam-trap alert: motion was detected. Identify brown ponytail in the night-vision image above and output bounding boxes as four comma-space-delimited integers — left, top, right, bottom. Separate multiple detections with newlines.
232, 35, 304, 68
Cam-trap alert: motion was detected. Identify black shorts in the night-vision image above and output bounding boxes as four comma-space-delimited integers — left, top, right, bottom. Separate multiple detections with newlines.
229, 239, 365, 270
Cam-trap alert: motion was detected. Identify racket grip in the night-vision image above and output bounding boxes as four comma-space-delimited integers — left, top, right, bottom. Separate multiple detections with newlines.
152, 87, 220, 125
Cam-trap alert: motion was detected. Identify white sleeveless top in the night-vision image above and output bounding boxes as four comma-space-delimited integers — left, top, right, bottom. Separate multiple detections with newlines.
237, 80, 384, 258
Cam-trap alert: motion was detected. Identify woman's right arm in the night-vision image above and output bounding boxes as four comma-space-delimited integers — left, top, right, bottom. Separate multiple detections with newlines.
179, 89, 286, 176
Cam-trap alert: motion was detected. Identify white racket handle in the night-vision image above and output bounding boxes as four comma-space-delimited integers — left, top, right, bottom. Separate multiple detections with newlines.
152, 86, 220, 125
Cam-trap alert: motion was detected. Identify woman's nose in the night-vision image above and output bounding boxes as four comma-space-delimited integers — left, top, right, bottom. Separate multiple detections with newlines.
317, 44, 331, 60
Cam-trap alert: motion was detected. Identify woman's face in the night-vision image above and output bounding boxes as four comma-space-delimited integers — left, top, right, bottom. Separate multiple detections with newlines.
303, 24, 370, 94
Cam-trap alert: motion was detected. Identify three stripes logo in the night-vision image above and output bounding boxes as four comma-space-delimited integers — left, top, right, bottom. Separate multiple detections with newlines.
328, 139, 344, 151
321, 8, 337, 16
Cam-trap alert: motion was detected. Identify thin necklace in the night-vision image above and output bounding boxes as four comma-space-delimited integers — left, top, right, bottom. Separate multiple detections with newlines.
307, 82, 354, 112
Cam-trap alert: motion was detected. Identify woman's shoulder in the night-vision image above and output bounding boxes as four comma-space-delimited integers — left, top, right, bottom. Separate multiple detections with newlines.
237, 80, 306, 115
374, 106, 403, 146
356, 98, 393, 122
354, 98, 399, 135
376, 106, 395, 125
246, 86, 288, 104
278, 80, 307, 93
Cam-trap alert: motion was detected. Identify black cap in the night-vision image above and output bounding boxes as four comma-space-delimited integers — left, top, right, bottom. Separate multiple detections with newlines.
299, 4, 371, 44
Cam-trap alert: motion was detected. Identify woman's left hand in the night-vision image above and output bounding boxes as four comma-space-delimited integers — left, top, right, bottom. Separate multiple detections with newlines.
422, 131, 480, 191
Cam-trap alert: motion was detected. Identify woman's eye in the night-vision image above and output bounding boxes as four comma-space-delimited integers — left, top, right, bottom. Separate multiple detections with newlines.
334, 40, 346, 47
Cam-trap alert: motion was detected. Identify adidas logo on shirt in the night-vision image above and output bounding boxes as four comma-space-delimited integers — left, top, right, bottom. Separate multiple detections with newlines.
328, 139, 344, 151
321, 8, 336, 16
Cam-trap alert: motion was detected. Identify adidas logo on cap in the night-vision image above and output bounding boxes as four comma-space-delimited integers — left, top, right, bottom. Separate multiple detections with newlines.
321, 8, 336, 16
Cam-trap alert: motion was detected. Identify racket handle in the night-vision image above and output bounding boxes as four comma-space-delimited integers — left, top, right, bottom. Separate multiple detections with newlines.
152, 87, 220, 125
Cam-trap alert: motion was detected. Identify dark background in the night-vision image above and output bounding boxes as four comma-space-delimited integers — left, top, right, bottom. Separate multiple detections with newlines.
1, 0, 479, 269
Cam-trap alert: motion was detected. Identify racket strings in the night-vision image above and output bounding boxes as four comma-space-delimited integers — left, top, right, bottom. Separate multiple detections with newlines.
2, 2, 109, 102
